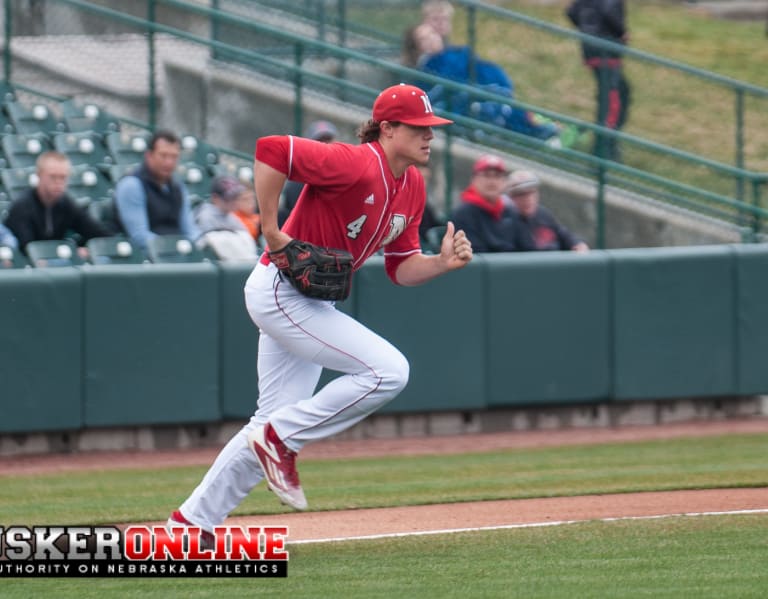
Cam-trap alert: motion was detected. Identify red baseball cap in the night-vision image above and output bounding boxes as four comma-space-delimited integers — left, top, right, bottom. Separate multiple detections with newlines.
472, 154, 508, 174
372, 84, 453, 127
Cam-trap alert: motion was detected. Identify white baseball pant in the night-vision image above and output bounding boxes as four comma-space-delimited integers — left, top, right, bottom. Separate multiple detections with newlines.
179, 261, 409, 531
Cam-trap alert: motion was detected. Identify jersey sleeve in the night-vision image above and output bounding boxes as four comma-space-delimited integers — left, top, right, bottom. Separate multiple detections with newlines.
383, 169, 425, 285
255, 135, 365, 188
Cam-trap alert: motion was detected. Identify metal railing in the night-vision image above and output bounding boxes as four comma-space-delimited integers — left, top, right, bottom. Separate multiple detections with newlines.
2, 0, 766, 245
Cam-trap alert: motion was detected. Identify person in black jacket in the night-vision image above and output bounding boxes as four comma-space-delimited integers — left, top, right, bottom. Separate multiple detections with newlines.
566, 0, 630, 161
4, 151, 109, 256
506, 170, 589, 252
450, 154, 517, 253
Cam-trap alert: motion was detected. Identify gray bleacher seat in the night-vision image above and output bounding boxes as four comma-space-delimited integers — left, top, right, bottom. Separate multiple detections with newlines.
176, 161, 212, 207
0, 166, 38, 201
59, 99, 121, 134
53, 131, 113, 171
67, 164, 113, 208
146, 234, 207, 264
104, 130, 151, 165
86, 235, 144, 265
3, 99, 66, 136
0, 243, 28, 269
0, 132, 51, 168
26, 239, 85, 267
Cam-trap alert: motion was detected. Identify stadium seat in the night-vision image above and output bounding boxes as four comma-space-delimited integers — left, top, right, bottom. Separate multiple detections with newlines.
0, 197, 12, 219
0, 111, 15, 135
52, 131, 113, 170
26, 239, 85, 267
210, 161, 253, 185
0, 243, 28, 269
3, 99, 66, 136
59, 99, 121, 134
179, 133, 219, 168
86, 235, 144, 265
0, 132, 51, 169
67, 164, 113, 208
104, 130, 151, 165
87, 197, 121, 234
146, 234, 206, 264
0, 81, 17, 104
0, 166, 38, 201
105, 163, 138, 185
176, 161, 213, 206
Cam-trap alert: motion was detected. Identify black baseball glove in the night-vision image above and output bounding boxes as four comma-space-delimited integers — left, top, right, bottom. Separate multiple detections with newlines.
268, 239, 354, 301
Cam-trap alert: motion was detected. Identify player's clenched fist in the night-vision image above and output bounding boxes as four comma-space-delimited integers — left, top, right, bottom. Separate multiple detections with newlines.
440, 221, 473, 269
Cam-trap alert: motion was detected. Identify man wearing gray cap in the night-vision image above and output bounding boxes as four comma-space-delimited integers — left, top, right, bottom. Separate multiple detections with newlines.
507, 170, 589, 252
194, 175, 259, 261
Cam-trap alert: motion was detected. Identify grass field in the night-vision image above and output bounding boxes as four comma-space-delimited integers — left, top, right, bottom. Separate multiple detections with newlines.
2, 432, 767, 596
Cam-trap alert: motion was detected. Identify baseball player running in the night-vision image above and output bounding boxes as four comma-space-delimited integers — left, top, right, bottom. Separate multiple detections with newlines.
167, 84, 472, 540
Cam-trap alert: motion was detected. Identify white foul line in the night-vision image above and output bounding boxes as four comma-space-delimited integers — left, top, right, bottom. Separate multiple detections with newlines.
289, 508, 768, 545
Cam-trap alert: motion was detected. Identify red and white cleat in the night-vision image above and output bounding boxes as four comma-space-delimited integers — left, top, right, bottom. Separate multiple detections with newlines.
165, 510, 215, 550
248, 422, 308, 511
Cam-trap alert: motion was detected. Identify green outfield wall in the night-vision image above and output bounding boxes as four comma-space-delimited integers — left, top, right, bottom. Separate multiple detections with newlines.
0, 245, 764, 433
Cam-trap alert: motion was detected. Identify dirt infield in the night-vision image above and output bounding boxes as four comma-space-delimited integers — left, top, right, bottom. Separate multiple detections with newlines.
3, 417, 768, 540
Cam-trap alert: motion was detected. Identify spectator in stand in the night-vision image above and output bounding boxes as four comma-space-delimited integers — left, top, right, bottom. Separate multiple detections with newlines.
421, 0, 454, 43
402, 23, 576, 147
4, 151, 109, 257
114, 129, 200, 250
233, 185, 261, 244
566, 0, 631, 161
506, 169, 589, 252
194, 175, 259, 262
279, 120, 339, 226
0, 222, 18, 249
450, 154, 517, 253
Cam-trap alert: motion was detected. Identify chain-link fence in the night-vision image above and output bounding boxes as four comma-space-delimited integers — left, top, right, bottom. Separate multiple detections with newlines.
1, 0, 767, 241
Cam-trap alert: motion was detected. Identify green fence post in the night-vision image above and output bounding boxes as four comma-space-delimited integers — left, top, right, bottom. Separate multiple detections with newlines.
752, 178, 764, 238
3, 0, 10, 83
596, 161, 606, 249
147, 0, 157, 130
293, 42, 304, 136
210, 0, 220, 61
735, 88, 745, 203
337, 0, 348, 90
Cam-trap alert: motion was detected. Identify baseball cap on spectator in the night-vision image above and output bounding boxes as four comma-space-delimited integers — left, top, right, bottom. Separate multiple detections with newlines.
373, 83, 453, 126
305, 120, 338, 142
507, 170, 540, 195
211, 175, 247, 202
472, 154, 508, 175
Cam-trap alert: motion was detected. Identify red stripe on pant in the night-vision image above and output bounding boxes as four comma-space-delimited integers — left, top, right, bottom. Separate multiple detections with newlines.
606, 89, 621, 129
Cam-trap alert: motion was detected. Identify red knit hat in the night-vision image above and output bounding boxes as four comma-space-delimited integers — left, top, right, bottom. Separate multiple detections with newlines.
372, 84, 453, 126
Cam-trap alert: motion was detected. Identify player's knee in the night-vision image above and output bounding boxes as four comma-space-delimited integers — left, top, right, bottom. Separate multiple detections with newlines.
380, 350, 409, 395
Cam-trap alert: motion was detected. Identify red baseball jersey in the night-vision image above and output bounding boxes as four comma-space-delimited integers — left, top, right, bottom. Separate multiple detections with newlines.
255, 135, 426, 283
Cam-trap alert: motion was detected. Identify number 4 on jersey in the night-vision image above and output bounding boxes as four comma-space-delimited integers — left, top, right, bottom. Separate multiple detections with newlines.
347, 214, 368, 239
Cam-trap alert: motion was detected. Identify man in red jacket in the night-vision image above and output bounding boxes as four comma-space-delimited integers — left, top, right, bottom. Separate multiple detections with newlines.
450, 154, 517, 253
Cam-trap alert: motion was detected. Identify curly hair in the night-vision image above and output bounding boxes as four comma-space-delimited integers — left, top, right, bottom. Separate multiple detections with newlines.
357, 119, 383, 143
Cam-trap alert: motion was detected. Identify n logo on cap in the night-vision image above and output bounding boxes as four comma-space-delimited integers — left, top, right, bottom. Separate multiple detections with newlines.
419, 94, 436, 115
